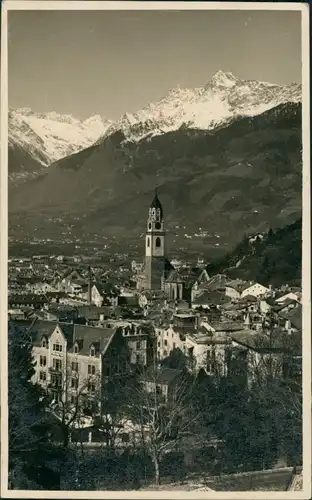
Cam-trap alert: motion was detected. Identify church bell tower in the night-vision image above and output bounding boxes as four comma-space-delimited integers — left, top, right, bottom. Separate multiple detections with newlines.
144, 189, 166, 290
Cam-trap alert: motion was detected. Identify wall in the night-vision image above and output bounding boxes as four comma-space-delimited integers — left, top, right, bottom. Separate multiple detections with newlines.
241, 284, 269, 298
225, 287, 241, 299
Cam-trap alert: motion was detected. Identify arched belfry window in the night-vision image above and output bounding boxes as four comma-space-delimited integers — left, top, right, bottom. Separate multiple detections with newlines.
147, 237, 150, 247
156, 237, 161, 248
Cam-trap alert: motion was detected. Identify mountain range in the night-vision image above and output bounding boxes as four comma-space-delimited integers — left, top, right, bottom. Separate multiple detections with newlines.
8, 108, 112, 181
8, 71, 302, 250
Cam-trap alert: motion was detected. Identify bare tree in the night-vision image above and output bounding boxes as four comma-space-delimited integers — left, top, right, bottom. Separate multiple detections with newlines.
94, 373, 141, 452
130, 362, 199, 486
46, 367, 101, 449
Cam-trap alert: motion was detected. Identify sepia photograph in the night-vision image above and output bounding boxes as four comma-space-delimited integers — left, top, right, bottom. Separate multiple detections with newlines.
1, 1, 310, 498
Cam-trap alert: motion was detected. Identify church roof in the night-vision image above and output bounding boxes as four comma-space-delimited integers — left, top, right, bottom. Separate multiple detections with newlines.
150, 189, 163, 218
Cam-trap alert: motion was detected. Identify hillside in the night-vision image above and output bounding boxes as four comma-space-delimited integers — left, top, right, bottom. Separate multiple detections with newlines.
8, 101, 302, 250
207, 218, 302, 287
8, 142, 46, 184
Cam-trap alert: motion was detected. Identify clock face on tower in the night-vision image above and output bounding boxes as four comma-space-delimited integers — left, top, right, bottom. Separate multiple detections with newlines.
155, 222, 161, 230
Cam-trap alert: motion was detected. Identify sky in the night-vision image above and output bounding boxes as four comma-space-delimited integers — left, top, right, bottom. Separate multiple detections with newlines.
8, 9, 302, 120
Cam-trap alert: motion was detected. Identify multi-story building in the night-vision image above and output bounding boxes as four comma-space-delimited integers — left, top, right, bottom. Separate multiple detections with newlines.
10, 319, 133, 413
102, 320, 156, 367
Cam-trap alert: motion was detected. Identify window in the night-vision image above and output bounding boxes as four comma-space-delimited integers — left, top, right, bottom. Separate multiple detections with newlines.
90, 346, 95, 357
157, 341, 160, 347
155, 237, 161, 248
173, 342, 176, 349
121, 433, 130, 443
88, 365, 96, 375
164, 339, 168, 346
52, 358, 62, 371
156, 385, 162, 395
72, 362, 78, 372
53, 343, 62, 352
104, 365, 111, 377
40, 355, 47, 367
148, 223, 152, 230
137, 354, 144, 365
147, 237, 150, 248
71, 378, 78, 389
39, 371, 46, 381
88, 382, 96, 393
74, 344, 78, 354
51, 373, 62, 387
163, 350, 167, 357
42, 338, 47, 348
136, 341, 141, 349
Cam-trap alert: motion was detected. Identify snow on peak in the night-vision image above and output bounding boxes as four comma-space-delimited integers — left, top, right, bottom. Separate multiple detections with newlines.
105, 71, 301, 143
210, 70, 238, 87
9, 108, 112, 166
9, 71, 302, 168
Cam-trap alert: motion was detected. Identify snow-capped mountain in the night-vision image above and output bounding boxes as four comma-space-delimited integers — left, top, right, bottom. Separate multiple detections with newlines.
9, 108, 112, 166
102, 70, 302, 142
9, 71, 301, 170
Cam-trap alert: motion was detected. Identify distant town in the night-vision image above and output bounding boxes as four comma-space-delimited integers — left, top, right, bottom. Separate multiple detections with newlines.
8, 192, 302, 491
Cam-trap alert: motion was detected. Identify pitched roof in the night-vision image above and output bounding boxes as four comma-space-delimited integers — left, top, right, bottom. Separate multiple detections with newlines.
8, 319, 116, 355
209, 321, 245, 332
193, 291, 231, 306
76, 305, 111, 320
224, 278, 249, 292
239, 294, 258, 303
280, 305, 302, 330
150, 189, 163, 218
9, 319, 74, 347
231, 329, 301, 353
8, 294, 48, 305
71, 324, 115, 356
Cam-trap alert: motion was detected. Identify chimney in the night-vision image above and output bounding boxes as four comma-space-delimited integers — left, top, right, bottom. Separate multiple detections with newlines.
87, 266, 92, 305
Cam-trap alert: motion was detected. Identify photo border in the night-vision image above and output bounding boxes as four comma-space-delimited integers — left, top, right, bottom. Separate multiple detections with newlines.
1, 2, 310, 499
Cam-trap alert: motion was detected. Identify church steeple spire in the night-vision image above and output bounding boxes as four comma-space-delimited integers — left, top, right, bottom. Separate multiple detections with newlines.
149, 187, 163, 220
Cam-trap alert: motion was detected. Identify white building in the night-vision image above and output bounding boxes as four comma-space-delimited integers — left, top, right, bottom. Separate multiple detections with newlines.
241, 283, 270, 299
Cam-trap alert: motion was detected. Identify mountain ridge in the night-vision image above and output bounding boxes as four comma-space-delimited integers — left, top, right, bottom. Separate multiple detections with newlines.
100, 70, 301, 143
9, 108, 112, 167
9, 71, 301, 172
9, 101, 302, 249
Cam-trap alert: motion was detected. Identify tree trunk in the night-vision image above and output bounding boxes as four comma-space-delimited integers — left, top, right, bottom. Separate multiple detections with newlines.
62, 424, 69, 448
153, 456, 160, 486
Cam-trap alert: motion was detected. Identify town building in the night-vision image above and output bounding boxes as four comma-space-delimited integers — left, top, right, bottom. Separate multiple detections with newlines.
10, 319, 134, 413
136, 190, 173, 292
